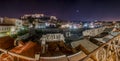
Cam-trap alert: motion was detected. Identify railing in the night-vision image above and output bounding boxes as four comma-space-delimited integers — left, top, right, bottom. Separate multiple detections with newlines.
0, 48, 37, 61
0, 34, 120, 61
80, 34, 120, 61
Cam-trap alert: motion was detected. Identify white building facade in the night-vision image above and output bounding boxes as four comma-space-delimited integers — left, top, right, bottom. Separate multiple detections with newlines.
83, 27, 106, 36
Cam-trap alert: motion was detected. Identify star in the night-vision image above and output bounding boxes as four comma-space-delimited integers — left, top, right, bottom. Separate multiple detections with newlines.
76, 10, 79, 13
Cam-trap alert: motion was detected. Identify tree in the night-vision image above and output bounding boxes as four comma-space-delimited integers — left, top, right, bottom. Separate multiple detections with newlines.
27, 16, 34, 24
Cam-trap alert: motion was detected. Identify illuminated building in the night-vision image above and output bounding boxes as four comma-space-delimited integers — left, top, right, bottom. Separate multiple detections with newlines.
21, 14, 44, 19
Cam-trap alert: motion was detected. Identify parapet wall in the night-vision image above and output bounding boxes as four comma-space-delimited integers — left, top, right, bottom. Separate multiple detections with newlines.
83, 27, 106, 36
0, 50, 87, 61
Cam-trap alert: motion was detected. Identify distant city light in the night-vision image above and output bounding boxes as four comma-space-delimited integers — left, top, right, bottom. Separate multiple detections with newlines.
73, 25, 77, 29
83, 23, 88, 28
45, 23, 50, 26
69, 25, 78, 29
61, 24, 70, 28
89, 22, 95, 28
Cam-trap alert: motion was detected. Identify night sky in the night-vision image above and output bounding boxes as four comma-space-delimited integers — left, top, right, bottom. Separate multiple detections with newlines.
0, 0, 120, 21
